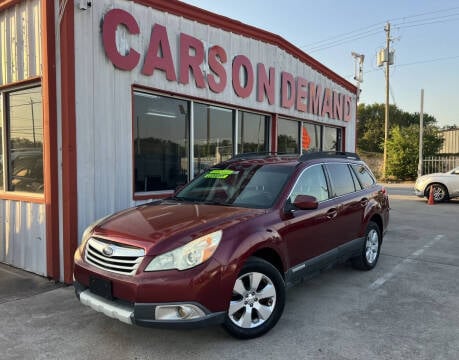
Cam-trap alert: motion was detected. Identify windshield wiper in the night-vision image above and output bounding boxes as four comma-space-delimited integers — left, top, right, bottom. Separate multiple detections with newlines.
202, 200, 232, 206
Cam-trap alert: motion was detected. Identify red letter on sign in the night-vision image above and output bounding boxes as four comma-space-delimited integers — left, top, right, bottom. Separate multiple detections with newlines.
257, 63, 275, 105
102, 9, 140, 70
232, 55, 254, 98
344, 95, 352, 122
179, 33, 205, 88
207, 45, 227, 93
308, 82, 322, 115
281, 72, 295, 109
142, 24, 176, 81
333, 91, 343, 120
321, 88, 333, 118
296, 77, 308, 112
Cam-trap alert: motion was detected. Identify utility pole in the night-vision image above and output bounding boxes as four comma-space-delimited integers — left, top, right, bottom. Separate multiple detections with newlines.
418, 89, 424, 177
383, 22, 391, 180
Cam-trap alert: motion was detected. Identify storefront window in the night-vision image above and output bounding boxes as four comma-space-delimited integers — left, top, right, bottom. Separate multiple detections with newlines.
194, 103, 233, 176
0, 99, 3, 190
133, 92, 189, 192
238, 111, 269, 154
323, 126, 342, 151
278, 118, 299, 154
6, 86, 43, 193
301, 123, 321, 153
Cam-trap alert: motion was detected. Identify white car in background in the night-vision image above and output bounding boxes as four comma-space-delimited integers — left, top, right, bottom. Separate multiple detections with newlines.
414, 167, 459, 202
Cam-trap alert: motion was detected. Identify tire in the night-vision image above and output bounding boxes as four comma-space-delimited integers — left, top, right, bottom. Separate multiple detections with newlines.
352, 221, 381, 271
222, 257, 285, 339
426, 183, 449, 203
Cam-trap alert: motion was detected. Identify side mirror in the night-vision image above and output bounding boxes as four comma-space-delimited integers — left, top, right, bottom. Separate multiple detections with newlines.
293, 195, 319, 210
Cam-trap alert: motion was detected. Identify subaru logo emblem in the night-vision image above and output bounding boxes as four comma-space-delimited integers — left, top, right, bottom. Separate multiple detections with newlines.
102, 246, 114, 257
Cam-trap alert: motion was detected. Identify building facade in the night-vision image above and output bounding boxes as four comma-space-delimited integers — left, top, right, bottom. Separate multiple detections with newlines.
0, 0, 357, 282
439, 128, 459, 155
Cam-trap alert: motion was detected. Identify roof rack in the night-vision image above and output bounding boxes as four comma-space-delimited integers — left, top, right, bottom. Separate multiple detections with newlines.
229, 152, 298, 160
299, 151, 360, 162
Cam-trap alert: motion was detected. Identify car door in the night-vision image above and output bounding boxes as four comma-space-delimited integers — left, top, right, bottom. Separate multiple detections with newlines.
277, 164, 340, 276
324, 163, 366, 249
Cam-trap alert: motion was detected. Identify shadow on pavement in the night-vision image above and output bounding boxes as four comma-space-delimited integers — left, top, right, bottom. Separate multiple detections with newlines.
0, 263, 63, 304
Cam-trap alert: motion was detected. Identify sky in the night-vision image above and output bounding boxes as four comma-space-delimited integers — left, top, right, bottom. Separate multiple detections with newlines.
181, 0, 459, 127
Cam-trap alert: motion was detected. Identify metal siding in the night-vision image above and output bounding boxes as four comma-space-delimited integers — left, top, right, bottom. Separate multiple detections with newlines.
0, 0, 45, 276
440, 130, 459, 154
0, 0, 41, 86
0, 200, 46, 275
74, 0, 357, 240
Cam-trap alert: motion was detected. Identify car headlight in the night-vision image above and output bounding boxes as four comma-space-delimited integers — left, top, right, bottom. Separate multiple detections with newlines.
145, 230, 222, 271
78, 214, 112, 251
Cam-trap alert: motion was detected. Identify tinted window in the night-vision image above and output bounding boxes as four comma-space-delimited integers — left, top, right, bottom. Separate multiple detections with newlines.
323, 126, 342, 151
351, 164, 376, 189
238, 111, 269, 153
326, 163, 356, 197
301, 123, 321, 153
289, 165, 329, 202
7, 86, 44, 193
133, 92, 189, 192
194, 103, 234, 176
278, 118, 299, 154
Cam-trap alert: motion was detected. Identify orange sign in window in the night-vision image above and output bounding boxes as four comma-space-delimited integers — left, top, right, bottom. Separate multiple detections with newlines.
302, 127, 311, 150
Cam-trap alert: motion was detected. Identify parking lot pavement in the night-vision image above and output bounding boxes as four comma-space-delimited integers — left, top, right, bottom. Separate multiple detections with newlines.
1, 186, 458, 360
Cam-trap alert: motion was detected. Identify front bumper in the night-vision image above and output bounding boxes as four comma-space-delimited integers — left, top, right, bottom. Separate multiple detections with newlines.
414, 187, 425, 197
74, 281, 225, 328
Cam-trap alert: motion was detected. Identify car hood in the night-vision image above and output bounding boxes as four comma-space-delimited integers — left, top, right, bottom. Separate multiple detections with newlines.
417, 172, 449, 182
92, 201, 264, 254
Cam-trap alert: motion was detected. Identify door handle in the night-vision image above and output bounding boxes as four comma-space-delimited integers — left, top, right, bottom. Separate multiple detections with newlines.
326, 208, 338, 219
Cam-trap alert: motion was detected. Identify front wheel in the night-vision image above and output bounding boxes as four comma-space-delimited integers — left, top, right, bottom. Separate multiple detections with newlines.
426, 183, 449, 202
352, 221, 381, 270
223, 257, 285, 339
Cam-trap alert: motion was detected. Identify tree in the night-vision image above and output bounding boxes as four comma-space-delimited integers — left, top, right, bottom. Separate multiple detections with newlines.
386, 125, 444, 180
357, 103, 437, 153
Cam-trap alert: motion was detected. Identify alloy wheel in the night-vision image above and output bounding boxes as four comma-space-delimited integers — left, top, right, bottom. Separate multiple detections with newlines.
228, 271, 277, 328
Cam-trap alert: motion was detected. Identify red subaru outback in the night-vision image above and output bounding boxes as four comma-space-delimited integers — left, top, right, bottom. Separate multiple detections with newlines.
73, 152, 389, 339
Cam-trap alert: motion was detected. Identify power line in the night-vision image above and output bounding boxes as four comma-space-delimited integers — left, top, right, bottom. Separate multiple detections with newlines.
308, 30, 382, 53
301, 6, 459, 52
345, 54, 459, 78
393, 11, 459, 27
301, 22, 383, 48
395, 16, 459, 30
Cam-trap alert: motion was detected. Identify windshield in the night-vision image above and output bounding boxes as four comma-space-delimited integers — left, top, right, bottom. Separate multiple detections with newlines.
174, 163, 295, 208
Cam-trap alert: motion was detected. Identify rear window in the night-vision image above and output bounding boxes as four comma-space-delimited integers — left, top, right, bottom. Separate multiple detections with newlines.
326, 163, 356, 197
351, 164, 376, 189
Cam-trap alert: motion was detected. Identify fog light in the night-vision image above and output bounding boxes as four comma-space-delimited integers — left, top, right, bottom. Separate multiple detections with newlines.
155, 304, 206, 320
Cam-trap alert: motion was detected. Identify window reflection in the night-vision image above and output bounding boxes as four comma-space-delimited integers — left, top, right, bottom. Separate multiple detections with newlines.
133, 92, 189, 192
278, 118, 299, 154
0, 100, 3, 190
194, 103, 233, 176
323, 126, 342, 151
302, 123, 321, 153
238, 111, 268, 154
8, 86, 44, 193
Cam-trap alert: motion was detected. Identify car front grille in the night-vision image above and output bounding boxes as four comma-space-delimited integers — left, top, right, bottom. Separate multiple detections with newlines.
85, 237, 145, 276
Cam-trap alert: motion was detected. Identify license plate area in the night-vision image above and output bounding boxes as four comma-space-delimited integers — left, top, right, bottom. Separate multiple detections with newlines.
89, 276, 113, 300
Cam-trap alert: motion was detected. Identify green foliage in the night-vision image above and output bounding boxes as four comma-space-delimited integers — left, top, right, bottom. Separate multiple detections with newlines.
386, 125, 444, 180
357, 103, 444, 180
357, 103, 437, 153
